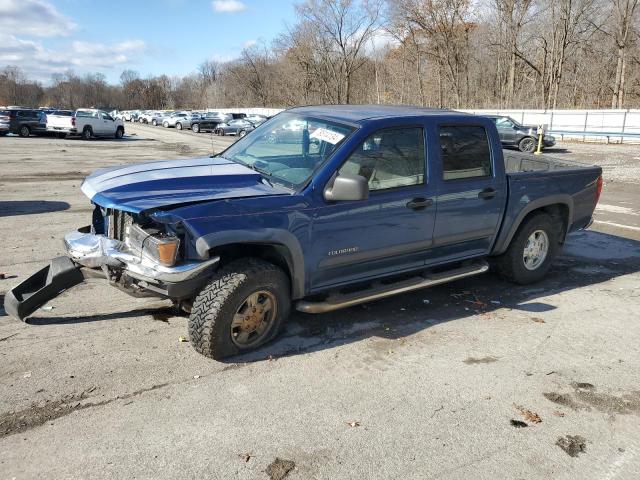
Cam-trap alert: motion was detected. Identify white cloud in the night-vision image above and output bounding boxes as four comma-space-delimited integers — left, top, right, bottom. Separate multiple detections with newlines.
0, 33, 148, 81
0, 0, 77, 37
242, 39, 257, 49
212, 0, 246, 13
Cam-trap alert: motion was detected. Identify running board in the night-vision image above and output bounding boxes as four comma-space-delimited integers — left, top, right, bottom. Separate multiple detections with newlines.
295, 260, 489, 314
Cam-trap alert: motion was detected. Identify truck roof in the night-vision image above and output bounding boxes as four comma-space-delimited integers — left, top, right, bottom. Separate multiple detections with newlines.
286, 104, 471, 124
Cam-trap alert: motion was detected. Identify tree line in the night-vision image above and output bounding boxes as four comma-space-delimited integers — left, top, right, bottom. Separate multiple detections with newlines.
1, 0, 638, 111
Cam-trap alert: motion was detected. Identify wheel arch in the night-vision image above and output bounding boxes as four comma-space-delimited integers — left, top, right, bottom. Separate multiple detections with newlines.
195, 230, 305, 299
493, 196, 573, 256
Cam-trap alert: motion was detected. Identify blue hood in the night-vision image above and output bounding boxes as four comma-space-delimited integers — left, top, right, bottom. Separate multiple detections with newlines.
81, 157, 290, 213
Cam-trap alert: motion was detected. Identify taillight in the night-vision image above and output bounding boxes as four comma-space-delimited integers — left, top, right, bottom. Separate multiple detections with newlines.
595, 175, 603, 206
71, 117, 76, 127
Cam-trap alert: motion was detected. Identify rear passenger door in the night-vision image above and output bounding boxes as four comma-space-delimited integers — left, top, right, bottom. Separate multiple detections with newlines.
430, 124, 506, 264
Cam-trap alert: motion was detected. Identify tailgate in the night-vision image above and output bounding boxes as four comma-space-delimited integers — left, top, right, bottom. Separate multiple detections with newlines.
46, 115, 73, 130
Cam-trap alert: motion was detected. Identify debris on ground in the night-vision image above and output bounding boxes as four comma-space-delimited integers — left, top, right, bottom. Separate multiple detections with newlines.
265, 458, 295, 480
0, 333, 18, 342
556, 435, 587, 457
0, 272, 5, 279
532, 317, 546, 323
238, 452, 252, 463
463, 356, 498, 365
510, 419, 528, 428
23, 371, 32, 379
346, 421, 361, 427
553, 411, 566, 417
193, 375, 200, 379
40, 306, 54, 311
514, 404, 542, 423
178, 336, 188, 342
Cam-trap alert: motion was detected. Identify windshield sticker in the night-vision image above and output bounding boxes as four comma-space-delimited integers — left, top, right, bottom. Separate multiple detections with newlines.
310, 128, 345, 144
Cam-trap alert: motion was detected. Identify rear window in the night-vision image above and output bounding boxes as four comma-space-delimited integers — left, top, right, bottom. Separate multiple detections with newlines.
438, 126, 493, 180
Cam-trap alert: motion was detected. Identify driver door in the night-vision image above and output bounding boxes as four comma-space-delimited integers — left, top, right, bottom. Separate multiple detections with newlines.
309, 126, 436, 291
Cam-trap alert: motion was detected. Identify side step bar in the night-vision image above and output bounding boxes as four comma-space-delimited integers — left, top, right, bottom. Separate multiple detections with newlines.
295, 260, 489, 314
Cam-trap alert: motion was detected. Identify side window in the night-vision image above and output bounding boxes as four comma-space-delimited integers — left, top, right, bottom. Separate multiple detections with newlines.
439, 126, 492, 181
101, 112, 114, 121
338, 127, 425, 192
495, 117, 514, 129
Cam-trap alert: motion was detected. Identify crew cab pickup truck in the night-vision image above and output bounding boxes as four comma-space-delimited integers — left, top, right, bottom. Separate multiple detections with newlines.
47, 109, 125, 139
5, 106, 603, 359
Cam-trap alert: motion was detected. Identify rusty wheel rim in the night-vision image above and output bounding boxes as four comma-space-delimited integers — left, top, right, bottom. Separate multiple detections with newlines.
230, 290, 277, 347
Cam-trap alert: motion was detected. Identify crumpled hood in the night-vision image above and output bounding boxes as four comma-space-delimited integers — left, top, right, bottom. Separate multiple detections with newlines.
81, 157, 289, 213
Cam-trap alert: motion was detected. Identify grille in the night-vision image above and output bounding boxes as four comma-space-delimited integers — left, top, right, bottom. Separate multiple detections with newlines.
107, 210, 133, 241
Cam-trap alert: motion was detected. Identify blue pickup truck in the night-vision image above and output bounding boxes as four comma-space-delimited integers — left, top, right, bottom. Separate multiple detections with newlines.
5, 105, 603, 359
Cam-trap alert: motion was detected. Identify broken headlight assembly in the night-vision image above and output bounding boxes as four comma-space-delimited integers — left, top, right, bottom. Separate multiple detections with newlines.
126, 223, 180, 267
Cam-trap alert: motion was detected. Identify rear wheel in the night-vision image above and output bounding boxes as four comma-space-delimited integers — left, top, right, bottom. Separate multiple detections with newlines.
152, 119, 157, 126
19, 125, 30, 137
192, 123, 200, 133
189, 258, 290, 359
82, 126, 92, 140
518, 136, 536, 153
493, 212, 560, 284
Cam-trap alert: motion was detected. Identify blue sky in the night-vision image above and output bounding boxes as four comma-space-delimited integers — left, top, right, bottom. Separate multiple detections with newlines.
0, 0, 298, 84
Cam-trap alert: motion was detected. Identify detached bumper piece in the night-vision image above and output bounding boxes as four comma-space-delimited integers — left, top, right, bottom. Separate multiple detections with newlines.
4, 256, 86, 321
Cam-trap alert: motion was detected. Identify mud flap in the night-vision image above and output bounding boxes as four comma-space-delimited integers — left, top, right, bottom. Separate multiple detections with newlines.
3, 256, 86, 321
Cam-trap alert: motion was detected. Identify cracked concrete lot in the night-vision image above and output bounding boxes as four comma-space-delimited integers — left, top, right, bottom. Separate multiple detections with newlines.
1, 125, 640, 479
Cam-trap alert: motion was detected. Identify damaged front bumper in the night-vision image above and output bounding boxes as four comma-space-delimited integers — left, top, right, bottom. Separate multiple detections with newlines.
4, 228, 219, 321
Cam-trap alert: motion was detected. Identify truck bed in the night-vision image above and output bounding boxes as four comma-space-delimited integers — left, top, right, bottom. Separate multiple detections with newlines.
492, 150, 603, 255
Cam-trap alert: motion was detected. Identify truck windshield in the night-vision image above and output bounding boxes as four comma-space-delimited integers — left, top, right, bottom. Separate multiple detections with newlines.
221, 113, 355, 189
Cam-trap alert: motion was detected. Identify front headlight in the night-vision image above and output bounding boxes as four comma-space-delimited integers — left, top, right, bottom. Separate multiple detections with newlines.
127, 224, 180, 266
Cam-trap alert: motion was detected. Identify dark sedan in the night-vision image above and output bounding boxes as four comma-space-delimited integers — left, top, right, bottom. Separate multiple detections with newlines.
485, 115, 555, 153
215, 119, 256, 137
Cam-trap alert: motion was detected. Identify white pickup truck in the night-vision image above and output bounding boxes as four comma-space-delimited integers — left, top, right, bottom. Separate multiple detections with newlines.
47, 109, 125, 139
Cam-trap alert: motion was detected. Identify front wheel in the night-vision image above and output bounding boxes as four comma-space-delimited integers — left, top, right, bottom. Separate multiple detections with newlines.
82, 126, 92, 140
493, 212, 561, 284
152, 120, 157, 126
115, 127, 124, 139
176, 122, 183, 130
188, 258, 291, 359
518, 136, 536, 153
162, 121, 169, 128
239, 130, 247, 137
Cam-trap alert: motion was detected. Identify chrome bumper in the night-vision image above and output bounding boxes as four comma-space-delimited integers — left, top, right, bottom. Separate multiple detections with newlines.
64, 230, 219, 283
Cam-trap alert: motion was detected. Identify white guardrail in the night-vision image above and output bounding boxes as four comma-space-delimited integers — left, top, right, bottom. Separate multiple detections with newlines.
210, 107, 640, 144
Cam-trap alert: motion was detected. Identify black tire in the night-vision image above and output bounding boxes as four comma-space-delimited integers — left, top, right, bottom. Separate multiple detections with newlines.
82, 126, 92, 140
0, 131, 7, 137
19, 125, 30, 137
192, 123, 200, 133
518, 136, 536, 153
176, 122, 183, 130
189, 258, 291, 359
152, 119, 157, 126
493, 212, 561, 285
162, 121, 169, 128
115, 127, 124, 139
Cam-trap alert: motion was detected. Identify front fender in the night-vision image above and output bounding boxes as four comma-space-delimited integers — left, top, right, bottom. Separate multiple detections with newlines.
195, 229, 306, 299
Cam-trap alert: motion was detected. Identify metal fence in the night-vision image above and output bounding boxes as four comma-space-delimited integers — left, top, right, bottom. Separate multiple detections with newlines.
210, 107, 640, 144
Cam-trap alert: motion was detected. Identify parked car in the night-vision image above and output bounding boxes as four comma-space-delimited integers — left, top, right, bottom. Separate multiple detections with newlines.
46, 108, 125, 139
0, 110, 10, 136
138, 111, 157, 124
150, 111, 170, 126
215, 119, 257, 136
162, 112, 190, 128
245, 114, 268, 126
5, 105, 603, 360
189, 113, 224, 133
43, 110, 73, 137
175, 113, 203, 131
485, 115, 556, 153
0, 107, 48, 137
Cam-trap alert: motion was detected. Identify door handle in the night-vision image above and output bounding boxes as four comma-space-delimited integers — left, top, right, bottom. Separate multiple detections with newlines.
406, 197, 433, 210
478, 188, 496, 200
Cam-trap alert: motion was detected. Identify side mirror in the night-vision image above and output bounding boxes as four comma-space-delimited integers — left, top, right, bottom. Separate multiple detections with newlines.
324, 173, 369, 202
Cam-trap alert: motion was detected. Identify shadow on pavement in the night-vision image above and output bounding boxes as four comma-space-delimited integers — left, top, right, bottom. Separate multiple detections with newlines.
9, 230, 640, 363
0, 200, 70, 217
